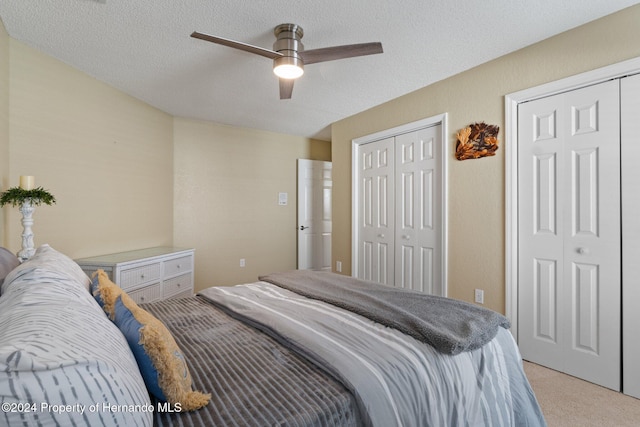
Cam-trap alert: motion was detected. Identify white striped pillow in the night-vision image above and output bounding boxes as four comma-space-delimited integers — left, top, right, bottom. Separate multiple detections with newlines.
1, 244, 91, 294
0, 245, 153, 426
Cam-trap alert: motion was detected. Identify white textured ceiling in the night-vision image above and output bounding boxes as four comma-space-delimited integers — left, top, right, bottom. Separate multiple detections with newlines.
1, 0, 638, 140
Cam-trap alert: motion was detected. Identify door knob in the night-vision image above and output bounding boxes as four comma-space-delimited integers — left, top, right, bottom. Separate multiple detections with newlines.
299, 225, 309, 230
378, 234, 385, 238
402, 235, 411, 240
577, 247, 589, 255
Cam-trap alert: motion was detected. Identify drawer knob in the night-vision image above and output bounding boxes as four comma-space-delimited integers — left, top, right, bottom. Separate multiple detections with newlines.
177, 283, 181, 288
140, 296, 145, 301
140, 274, 145, 279
177, 264, 182, 269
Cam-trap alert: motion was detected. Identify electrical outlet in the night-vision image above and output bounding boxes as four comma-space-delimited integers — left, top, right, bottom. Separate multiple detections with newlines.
239, 258, 246, 267
336, 261, 342, 273
474, 289, 484, 304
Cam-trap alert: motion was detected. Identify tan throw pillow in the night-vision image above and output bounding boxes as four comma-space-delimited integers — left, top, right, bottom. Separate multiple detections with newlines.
92, 270, 210, 411
90, 269, 123, 319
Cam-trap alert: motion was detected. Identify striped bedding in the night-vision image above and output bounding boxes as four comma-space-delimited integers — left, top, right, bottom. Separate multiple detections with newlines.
143, 296, 360, 427
200, 281, 547, 427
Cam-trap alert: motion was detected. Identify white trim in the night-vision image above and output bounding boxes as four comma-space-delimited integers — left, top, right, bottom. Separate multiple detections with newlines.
505, 56, 640, 341
351, 113, 449, 296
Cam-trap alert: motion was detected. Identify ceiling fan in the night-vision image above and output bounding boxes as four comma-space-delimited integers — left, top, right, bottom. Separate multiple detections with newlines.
191, 24, 383, 99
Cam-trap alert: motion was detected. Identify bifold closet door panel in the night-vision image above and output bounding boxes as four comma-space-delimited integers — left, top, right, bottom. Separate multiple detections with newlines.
357, 137, 395, 285
394, 127, 442, 295
621, 73, 640, 399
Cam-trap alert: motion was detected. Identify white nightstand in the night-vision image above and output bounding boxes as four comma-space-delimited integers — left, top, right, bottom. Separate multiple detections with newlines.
76, 247, 194, 304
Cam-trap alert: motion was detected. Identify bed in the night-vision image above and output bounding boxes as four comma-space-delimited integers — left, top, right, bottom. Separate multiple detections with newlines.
0, 245, 546, 426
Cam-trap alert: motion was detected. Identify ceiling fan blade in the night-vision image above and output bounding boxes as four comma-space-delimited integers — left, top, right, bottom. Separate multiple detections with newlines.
191, 31, 283, 60
279, 78, 294, 99
300, 42, 383, 65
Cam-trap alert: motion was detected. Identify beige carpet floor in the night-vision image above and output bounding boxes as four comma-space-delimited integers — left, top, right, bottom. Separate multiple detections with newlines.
523, 361, 640, 426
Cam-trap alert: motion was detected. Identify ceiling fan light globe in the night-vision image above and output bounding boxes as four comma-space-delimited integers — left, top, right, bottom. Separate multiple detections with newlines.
273, 55, 304, 79
274, 63, 304, 79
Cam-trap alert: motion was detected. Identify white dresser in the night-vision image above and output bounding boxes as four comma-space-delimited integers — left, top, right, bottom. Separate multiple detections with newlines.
76, 247, 194, 304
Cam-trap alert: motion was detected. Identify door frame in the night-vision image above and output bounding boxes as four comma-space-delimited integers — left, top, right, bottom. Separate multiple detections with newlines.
351, 113, 449, 295
505, 56, 640, 341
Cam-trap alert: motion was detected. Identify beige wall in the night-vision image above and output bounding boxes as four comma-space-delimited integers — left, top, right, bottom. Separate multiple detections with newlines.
0, 19, 9, 246
332, 5, 640, 313
1, 31, 329, 292
4, 39, 174, 258
173, 118, 330, 292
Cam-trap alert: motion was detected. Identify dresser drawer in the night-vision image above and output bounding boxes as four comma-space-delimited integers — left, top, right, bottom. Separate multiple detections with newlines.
120, 263, 161, 290
164, 255, 192, 278
163, 273, 192, 298
128, 283, 162, 304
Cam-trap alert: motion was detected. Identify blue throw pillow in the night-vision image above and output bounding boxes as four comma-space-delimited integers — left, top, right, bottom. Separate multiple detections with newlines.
114, 295, 165, 399
90, 274, 104, 308
110, 291, 210, 411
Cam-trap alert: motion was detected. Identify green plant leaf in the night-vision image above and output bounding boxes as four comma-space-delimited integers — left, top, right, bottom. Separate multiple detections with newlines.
0, 187, 57, 207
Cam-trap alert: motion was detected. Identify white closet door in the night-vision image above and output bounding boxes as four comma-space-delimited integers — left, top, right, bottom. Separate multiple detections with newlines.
358, 137, 395, 284
621, 73, 640, 399
394, 126, 442, 294
518, 79, 621, 390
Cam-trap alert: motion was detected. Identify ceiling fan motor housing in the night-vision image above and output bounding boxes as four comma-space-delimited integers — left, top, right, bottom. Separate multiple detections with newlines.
273, 23, 305, 76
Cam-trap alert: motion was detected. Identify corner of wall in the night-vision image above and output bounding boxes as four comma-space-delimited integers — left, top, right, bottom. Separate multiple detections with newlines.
0, 17, 10, 246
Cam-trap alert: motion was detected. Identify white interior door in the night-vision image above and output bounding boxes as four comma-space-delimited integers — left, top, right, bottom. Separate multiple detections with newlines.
517, 79, 621, 390
297, 159, 332, 270
357, 137, 395, 284
394, 127, 442, 294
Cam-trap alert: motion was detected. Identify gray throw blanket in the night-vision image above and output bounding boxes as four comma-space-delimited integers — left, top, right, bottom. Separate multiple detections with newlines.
259, 270, 510, 355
